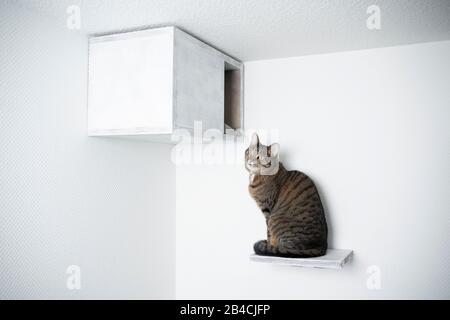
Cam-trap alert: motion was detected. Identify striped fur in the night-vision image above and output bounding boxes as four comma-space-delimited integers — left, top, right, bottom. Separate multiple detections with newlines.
246, 134, 328, 257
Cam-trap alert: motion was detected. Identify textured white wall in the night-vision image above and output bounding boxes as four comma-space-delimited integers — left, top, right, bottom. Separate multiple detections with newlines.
176, 40, 450, 299
0, 3, 175, 299
14, 0, 450, 61
2, 1, 449, 300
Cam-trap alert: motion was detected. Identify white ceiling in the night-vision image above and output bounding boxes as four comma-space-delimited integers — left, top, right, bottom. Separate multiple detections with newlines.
11, 0, 450, 61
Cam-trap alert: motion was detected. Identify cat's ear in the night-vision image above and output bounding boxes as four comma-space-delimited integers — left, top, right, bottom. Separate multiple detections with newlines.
270, 143, 280, 157
250, 132, 259, 147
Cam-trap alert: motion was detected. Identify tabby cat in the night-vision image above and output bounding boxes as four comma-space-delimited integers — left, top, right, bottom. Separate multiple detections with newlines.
245, 133, 328, 257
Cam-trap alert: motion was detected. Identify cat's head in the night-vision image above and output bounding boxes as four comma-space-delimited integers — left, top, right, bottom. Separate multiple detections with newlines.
245, 133, 280, 175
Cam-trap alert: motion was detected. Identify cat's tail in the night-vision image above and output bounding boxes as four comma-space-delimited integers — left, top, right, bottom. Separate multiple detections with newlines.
253, 240, 277, 256
253, 240, 327, 258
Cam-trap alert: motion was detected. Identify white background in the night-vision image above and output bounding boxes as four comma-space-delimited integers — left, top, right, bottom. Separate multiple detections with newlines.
176, 40, 450, 299
0, 3, 175, 299
1, 1, 449, 299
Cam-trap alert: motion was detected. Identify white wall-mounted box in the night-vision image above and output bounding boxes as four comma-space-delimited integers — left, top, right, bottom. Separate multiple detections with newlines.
88, 26, 243, 143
